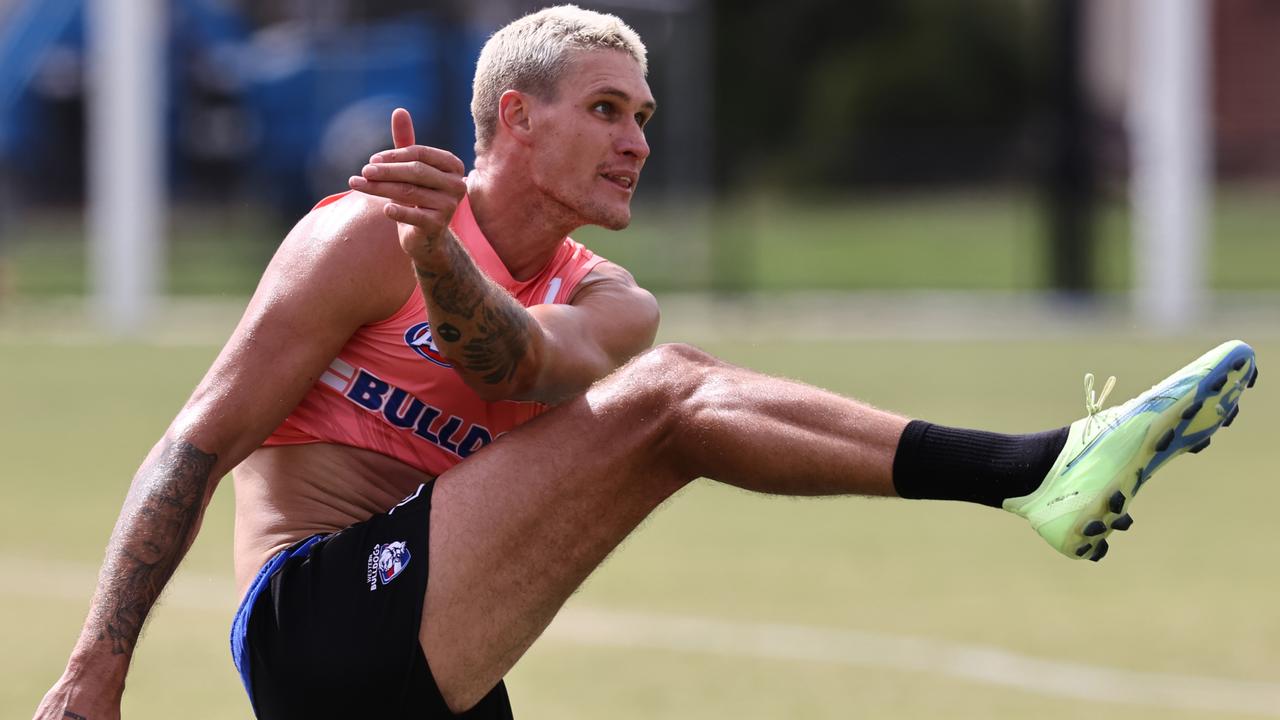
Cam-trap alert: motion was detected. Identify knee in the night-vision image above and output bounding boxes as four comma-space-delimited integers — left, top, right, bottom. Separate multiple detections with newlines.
632, 341, 721, 395
593, 343, 717, 413
637, 343, 721, 371
606, 343, 735, 427
589, 343, 732, 475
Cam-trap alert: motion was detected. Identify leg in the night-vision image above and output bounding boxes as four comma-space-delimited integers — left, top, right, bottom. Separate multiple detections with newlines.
422, 339, 1261, 709
422, 344, 908, 710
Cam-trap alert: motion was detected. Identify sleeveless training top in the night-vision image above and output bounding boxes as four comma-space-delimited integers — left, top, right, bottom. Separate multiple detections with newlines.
262, 191, 607, 476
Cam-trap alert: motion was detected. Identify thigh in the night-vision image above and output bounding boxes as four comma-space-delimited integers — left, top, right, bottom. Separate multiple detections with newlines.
422, 370, 688, 712
423, 342, 908, 711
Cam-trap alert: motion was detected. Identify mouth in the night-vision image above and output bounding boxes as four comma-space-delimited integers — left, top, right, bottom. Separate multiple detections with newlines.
599, 171, 637, 192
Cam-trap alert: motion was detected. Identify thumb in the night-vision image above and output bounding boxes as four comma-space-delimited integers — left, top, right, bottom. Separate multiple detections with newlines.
391, 108, 416, 149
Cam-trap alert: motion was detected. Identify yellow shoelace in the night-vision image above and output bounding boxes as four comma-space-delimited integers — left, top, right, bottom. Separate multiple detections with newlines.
1083, 372, 1117, 436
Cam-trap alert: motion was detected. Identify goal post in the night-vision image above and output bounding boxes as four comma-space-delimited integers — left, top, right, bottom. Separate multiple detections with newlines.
1130, 0, 1209, 333
86, 0, 165, 335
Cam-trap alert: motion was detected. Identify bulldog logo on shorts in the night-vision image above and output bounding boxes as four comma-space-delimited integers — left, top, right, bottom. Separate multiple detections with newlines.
366, 540, 412, 591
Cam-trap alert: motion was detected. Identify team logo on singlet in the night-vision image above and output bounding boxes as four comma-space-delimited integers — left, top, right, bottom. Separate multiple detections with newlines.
366, 540, 412, 591
404, 321, 453, 368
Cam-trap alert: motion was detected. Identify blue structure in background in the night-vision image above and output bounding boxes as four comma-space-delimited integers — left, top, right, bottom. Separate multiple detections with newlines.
0, 0, 85, 203
0, 0, 485, 218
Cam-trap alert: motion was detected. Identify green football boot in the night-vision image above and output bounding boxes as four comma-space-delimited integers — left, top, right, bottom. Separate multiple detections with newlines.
1004, 340, 1258, 561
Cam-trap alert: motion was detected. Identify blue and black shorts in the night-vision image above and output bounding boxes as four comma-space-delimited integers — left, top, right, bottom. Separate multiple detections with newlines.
230, 481, 513, 719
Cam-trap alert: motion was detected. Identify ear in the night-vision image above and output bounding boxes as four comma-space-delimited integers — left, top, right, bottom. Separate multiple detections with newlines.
497, 90, 535, 147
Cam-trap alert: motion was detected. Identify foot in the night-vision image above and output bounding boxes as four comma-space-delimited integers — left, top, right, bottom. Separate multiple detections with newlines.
1003, 340, 1258, 561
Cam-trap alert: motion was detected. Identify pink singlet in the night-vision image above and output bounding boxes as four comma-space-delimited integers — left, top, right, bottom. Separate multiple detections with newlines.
262, 191, 607, 476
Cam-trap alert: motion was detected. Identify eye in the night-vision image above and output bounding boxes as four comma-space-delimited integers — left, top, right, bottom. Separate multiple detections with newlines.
592, 101, 615, 117
635, 112, 650, 128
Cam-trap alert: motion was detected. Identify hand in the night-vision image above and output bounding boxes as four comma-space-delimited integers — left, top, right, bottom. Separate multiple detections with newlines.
33, 675, 121, 720
348, 108, 468, 262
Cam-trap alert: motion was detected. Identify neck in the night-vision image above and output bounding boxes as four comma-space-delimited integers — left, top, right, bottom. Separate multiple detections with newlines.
466, 158, 579, 281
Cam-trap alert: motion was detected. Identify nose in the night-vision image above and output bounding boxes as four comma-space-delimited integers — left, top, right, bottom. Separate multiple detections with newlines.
617, 124, 650, 162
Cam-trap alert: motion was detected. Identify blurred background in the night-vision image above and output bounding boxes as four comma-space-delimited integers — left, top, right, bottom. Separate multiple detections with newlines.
2, 1, 1278, 719
0, 0, 1276, 328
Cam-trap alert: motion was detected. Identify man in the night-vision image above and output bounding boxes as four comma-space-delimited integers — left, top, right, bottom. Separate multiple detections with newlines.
36, 6, 1257, 719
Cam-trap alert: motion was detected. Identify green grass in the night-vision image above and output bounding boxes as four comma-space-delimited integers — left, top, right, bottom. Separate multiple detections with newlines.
577, 186, 1280, 292
4, 187, 1279, 297
2, 331, 1276, 719
2, 205, 278, 297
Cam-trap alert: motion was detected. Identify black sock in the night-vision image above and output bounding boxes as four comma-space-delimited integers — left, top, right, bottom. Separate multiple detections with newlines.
891, 420, 1069, 508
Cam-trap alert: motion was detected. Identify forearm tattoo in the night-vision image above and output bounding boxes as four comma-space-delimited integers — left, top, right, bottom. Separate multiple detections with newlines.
90, 439, 216, 655
421, 255, 484, 318
461, 301, 530, 384
415, 235, 532, 385
63, 712, 89, 720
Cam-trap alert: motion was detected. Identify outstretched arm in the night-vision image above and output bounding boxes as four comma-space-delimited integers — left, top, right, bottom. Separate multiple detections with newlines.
351, 109, 659, 404
33, 194, 412, 720
33, 436, 222, 720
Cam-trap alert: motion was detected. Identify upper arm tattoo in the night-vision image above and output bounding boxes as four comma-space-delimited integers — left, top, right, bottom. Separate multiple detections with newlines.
91, 439, 217, 655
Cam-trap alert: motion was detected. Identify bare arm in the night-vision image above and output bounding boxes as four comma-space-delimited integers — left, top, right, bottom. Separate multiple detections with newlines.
34, 194, 412, 720
410, 231, 657, 403
40, 437, 221, 720
90, 439, 217, 655
352, 109, 659, 404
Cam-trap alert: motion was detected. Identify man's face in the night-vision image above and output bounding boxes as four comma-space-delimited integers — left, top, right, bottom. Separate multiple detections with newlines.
526, 50, 655, 230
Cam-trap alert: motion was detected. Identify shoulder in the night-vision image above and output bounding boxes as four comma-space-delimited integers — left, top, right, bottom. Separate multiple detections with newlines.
283, 190, 400, 264
264, 191, 417, 324
570, 260, 649, 299
567, 260, 659, 329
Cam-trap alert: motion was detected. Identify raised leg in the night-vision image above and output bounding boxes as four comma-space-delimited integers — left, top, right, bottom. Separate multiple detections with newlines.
421, 344, 908, 710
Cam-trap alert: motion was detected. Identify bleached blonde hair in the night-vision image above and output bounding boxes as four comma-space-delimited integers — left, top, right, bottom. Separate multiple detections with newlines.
471, 5, 648, 155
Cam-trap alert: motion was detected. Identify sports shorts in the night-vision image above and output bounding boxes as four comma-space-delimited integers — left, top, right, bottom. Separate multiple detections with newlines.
229, 480, 514, 719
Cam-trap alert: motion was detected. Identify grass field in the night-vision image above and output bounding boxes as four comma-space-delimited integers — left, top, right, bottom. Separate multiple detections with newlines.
5, 186, 1280, 297
2, 317, 1276, 718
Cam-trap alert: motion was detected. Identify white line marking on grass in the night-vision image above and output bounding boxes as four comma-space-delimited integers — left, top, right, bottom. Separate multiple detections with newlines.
8, 554, 1279, 716
544, 607, 1280, 717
